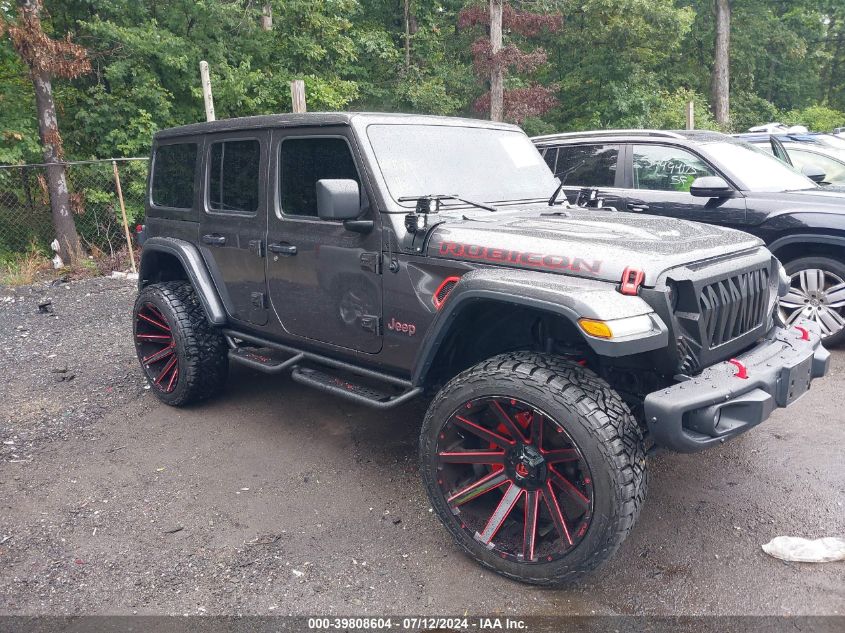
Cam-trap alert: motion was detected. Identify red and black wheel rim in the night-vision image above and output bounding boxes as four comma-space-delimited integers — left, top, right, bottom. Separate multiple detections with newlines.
135, 303, 179, 393
434, 396, 593, 563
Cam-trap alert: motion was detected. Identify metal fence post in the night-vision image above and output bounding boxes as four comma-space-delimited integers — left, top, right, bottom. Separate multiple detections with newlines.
112, 160, 137, 273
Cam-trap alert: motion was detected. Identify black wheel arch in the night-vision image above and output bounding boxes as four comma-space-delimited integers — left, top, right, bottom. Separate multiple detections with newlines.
410, 268, 668, 388
139, 237, 227, 326
767, 233, 845, 266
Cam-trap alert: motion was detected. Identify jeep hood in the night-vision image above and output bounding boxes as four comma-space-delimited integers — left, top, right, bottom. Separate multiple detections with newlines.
427, 207, 764, 286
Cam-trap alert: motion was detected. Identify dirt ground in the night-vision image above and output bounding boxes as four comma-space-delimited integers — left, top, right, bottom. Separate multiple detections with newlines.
1, 276, 843, 616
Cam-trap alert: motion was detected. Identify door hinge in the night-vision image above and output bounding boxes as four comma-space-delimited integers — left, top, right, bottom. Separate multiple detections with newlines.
360, 252, 382, 274
251, 292, 266, 309
249, 239, 265, 257
360, 315, 382, 335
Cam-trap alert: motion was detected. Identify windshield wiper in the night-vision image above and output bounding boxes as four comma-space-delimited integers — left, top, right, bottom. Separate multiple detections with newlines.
398, 194, 498, 212
548, 182, 565, 206
548, 160, 586, 205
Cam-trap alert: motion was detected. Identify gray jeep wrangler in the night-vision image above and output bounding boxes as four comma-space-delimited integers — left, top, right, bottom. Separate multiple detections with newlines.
134, 113, 829, 585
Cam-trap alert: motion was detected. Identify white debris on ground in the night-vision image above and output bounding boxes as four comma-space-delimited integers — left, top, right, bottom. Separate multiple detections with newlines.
762, 536, 845, 563
109, 271, 139, 281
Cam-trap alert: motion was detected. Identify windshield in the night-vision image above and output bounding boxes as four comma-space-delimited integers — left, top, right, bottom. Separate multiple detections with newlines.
366, 124, 557, 206
814, 134, 845, 152
704, 141, 816, 192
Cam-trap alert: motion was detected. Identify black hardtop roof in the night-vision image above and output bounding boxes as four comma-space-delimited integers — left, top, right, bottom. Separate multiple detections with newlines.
154, 112, 520, 140
532, 129, 730, 144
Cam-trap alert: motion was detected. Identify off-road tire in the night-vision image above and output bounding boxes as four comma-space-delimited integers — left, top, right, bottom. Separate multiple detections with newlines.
781, 255, 845, 347
133, 281, 228, 406
420, 351, 647, 586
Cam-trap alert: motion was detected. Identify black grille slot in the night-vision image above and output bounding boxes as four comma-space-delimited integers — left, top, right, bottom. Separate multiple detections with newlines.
698, 268, 769, 348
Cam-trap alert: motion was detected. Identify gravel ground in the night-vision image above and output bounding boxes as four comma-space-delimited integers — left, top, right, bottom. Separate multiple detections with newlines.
0, 277, 843, 616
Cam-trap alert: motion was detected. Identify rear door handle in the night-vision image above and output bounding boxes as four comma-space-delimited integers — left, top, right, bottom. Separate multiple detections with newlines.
202, 234, 226, 246
627, 202, 650, 212
268, 242, 297, 256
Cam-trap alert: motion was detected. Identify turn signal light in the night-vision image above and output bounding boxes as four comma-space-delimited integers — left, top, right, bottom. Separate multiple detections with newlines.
578, 319, 613, 339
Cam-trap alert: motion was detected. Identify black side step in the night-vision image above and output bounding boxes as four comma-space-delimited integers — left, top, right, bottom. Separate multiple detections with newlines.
222, 329, 421, 410
228, 347, 304, 374
291, 367, 422, 410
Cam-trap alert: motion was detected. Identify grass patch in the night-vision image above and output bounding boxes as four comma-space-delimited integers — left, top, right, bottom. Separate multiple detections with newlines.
0, 242, 139, 287
0, 242, 52, 286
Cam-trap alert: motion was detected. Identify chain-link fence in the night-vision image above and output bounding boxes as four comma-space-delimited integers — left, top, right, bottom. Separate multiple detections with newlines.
0, 158, 148, 260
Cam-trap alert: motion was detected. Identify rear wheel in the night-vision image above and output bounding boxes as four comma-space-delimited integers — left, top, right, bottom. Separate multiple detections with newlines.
780, 256, 845, 347
420, 352, 647, 586
133, 281, 228, 406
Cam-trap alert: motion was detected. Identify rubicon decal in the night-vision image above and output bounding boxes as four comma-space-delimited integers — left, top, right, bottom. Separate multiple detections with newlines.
387, 317, 416, 336
436, 241, 601, 274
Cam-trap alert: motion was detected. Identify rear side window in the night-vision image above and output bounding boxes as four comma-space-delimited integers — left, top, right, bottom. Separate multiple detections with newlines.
553, 144, 619, 186
151, 143, 197, 209
279, 137, 359, 217
208, 139, 261, 214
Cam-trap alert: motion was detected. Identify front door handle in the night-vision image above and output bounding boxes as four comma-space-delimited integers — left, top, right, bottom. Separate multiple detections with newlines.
268, 242, 297, 256
627, 202, 650, 213
202, 234, 227, 246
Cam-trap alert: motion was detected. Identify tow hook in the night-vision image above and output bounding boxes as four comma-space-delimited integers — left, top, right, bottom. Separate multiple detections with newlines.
727, 358, 748, 379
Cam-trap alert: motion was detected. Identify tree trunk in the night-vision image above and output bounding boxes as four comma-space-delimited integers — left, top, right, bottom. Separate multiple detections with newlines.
711, 0, 731, 127
32, 70, 80, 263
489, 0, 504, 122
827, 16, 843, 103
404, 0, 411, 71
261, 3, 272, 31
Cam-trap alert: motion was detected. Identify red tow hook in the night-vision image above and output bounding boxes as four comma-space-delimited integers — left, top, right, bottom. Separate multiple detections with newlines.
727, 358, 748, 379
619, 267, 645, 296
794, 326, 810, 341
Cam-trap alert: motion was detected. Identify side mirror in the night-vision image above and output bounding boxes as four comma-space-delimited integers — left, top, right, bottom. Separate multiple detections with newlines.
316, 179, 360, 220
801, 164, 826, 184
690, 176, 735, 198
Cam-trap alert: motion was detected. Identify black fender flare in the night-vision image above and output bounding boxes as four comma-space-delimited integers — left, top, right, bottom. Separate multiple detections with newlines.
139, 237, 227, 325
767, 233, 845, 259
410, 267, 668, 386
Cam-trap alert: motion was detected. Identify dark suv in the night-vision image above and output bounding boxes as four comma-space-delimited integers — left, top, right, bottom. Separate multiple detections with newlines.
135, 114, 828, 586
533, 130, 845, 345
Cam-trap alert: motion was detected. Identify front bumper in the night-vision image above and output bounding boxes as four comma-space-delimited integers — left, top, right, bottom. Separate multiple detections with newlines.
643, 321, 829, 452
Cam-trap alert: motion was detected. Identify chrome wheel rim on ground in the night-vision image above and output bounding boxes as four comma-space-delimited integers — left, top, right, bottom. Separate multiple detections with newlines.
434, 396, 593, 563
780, 268, 845, 338
135, 303, 180, 393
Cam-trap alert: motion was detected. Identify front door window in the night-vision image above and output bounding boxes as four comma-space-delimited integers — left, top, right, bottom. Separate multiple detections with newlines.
632, 145, 715, 192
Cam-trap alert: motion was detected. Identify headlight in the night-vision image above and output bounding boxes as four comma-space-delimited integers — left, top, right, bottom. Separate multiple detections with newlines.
578, 314, 658, 339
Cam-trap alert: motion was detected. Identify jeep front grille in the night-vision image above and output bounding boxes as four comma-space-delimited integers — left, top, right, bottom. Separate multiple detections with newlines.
698, 268, 770, 349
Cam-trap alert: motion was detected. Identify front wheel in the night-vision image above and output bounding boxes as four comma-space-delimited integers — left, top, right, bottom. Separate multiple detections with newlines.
420, 352, 647, 586
780, 256, 845, 347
